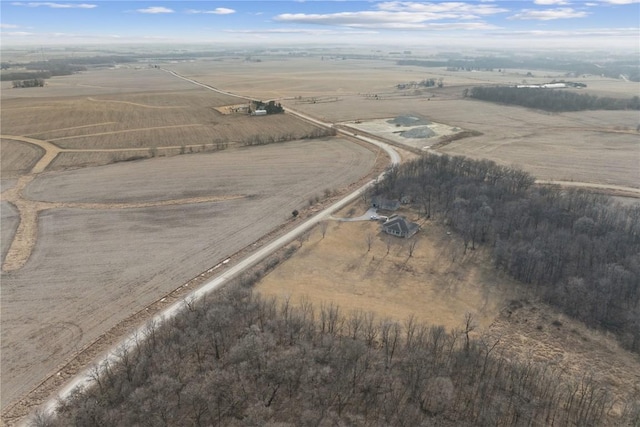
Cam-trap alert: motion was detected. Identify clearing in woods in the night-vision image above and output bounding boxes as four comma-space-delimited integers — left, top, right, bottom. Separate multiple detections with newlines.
255, 202, 640, 417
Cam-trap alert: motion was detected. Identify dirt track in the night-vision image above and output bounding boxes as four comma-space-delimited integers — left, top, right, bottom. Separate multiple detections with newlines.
0, 133, 377, 421
0, 135, 246, 272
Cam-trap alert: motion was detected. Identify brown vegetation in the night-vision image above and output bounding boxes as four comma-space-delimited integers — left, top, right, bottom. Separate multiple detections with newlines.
3, 55, 638, 426
35, 286, 640, 426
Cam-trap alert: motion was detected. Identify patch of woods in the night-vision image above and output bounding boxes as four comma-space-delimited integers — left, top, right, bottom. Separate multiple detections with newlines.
2, 66, 87, 82
396, 78, 443, 89
252, 100, 284, 114
1, 55, 139, 82
12, 78, 45, 88
466, 86, 640, 112
370, 154, 640, 353
35, 287, 639, 426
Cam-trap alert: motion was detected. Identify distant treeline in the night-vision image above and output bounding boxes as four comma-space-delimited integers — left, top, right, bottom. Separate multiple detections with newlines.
1, 66, 86, 81
467, 86, 640, 112
397, 57, 640, 81
38, 287, 638, 426
0, 55, 137, 81
371, 155, 640, 353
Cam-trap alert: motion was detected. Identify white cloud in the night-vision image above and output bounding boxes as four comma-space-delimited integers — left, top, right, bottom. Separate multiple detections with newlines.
11, 2, 97, 8
509, 7, 588, 20
0, 23, 21, 28
227, 28, 378, 35
491, 27, 640, 37
137, 6, 174, 14
275, 2, 507, 29
187, 7, 235, 15
598, 0, 639, 3
376, 1, 508, 17
2, 31, 35, 36
534, 0, 569, 4
209, 7, 235, 15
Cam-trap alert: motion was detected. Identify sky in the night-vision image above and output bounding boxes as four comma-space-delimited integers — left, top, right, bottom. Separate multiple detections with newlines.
1, 0, 639, 50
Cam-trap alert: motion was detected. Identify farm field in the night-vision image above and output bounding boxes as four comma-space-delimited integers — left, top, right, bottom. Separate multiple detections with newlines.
0, 138, 377, 413
167, 57, 639, 189
0, 64, 379, 420
255, 203, 640, 416
2, 53, 638, 424
0, 67, 200, 99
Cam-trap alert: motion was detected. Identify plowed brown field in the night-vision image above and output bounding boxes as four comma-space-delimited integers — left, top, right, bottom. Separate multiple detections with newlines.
0, 66, 378, 419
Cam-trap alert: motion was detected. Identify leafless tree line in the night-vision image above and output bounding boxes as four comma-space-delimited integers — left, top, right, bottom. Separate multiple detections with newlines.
371, 154, 640, 353
34, 287, 638, 426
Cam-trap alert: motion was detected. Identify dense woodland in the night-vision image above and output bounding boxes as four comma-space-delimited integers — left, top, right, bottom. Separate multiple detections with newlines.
36, 287, 638, 426
467, 86, 640, 112
0, 65, 87, 81
371, 155, 640, 353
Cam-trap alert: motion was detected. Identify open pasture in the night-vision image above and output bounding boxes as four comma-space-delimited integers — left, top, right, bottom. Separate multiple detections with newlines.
255, 208, 640, 411
0, 138, 377, 412
257, 212, 520, 330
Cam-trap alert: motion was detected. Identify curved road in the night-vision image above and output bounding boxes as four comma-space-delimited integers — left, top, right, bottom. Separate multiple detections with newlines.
35, 72, 400, 423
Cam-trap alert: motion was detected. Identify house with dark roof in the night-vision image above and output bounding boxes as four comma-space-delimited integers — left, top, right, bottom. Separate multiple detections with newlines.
382, 215, 419, 238
371, 196, 400, 211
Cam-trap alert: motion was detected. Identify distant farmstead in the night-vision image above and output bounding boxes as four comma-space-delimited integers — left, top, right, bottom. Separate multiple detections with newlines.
382, 215, 419, 238
250, 100, 284, 115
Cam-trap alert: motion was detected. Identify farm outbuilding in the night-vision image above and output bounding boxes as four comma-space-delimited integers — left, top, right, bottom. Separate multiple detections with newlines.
371, 196, 400, 211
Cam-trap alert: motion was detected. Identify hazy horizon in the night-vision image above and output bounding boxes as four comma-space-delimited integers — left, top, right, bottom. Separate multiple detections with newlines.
1, 1, 639, 51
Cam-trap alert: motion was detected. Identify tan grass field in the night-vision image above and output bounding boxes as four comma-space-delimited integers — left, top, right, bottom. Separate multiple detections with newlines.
257, 207, 521, 330
255, 202, 640, 412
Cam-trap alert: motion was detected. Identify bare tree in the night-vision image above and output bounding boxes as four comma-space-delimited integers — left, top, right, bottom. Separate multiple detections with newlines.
297, 231, 310, 248
366, 233, 374, 252
463, 312, 477, 353
385, 236, 392, 255
407, 239, 418, 257
320, 221, 328, 239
